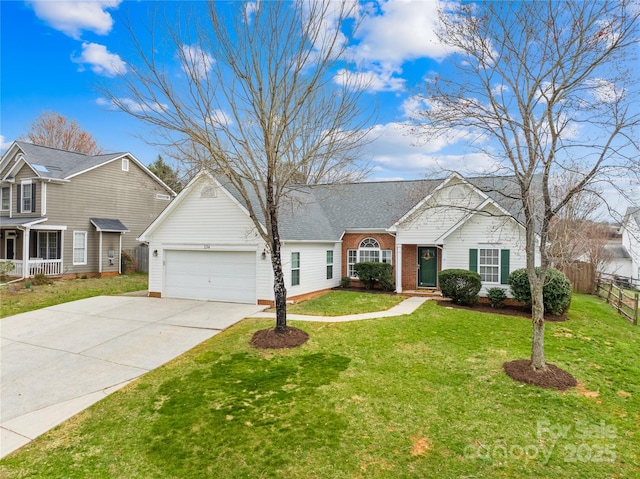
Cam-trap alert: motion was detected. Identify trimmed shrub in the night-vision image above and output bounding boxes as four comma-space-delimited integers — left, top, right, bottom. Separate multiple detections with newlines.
340, 276, 351, 288
353, 262, 394, 291
438, 269, 482, 306
508, 267, 572, 316
487, 287, 507, 308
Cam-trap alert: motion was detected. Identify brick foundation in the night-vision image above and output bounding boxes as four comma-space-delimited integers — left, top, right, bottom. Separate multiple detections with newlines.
149, 291, 162, 298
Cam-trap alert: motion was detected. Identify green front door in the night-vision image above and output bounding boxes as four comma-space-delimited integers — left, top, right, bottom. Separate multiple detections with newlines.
418, 247, 438, 288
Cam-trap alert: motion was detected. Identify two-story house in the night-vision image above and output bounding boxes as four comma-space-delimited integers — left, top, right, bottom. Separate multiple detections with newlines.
0, 141, 175, 279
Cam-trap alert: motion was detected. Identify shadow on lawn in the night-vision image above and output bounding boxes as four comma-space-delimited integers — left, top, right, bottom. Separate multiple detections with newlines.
146, 351, 350, 474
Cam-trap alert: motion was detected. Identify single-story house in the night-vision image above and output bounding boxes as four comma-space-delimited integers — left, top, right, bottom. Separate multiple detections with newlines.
139, 170, 538, 304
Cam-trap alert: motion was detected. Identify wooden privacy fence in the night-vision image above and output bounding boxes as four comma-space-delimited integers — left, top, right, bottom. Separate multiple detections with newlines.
560, 262, 595, 294
134, 244, 149, 273
595, 277, 638, 326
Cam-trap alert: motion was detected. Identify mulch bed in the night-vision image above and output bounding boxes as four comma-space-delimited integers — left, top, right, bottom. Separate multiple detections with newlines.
503, 359, 578, 390
250, 327, 309, 349
436, 300, 567, 322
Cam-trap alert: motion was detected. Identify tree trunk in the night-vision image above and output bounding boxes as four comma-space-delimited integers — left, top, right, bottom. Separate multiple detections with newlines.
530, 278, 546, 371
267, 180, 287, 333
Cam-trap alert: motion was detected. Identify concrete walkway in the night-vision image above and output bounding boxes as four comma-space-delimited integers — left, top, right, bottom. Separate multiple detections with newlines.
248, 296, 429, 322
0, 296, 265, 459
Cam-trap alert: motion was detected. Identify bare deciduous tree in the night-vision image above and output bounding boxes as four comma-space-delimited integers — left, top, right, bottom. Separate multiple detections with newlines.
413, 0, 639, 371
103, 0, 371, 333
23, 111, 103, 155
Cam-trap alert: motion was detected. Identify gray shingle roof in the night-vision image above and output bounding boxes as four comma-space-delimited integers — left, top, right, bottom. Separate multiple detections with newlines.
218, 173, 529, 242
604, 242, 631, 259
12, 141, 124, 180
90, 218, 129, 232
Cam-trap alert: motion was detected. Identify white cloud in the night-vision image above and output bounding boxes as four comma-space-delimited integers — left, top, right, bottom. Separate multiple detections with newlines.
180, 45, 214, 79
335, 0, 452, 92
588, 78, 624, 104
0, 135, 13, 153
72, 42, 127, 77
359, 121, 494, 179
208, 109, 233, 127
97, 97, 168, 114
27, 0, 121, 39
334, 68, 405, 92
351, 0, 450, 66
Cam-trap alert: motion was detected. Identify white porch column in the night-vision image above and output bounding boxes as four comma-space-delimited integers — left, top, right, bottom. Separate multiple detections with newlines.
395, 244, 403, 293
98, 231, 103, 273
22, 227, 30, 278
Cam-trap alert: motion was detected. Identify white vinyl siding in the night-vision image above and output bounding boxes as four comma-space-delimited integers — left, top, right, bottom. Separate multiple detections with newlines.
433, 203, 530, 296
281, 242, 341, 299
73, 231, 87, 265
398, 182, 486, 244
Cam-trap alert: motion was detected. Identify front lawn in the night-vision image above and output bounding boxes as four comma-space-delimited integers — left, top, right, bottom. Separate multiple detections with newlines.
0, 273, 148, 318
1, 294, 638, 478
286, 290, 406, 316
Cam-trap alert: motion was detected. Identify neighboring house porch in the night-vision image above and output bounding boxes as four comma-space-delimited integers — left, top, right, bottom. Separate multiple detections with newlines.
1, 218, 64, 277
0, 217, 129, 278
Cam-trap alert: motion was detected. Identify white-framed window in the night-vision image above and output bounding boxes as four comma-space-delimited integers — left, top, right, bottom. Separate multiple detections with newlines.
38, 231, 59, 260
73, 231, 87, 265
21, 181, 33, 213
291, 252, 300, 286
326, 250, 334, 280
347, 238, 392, 277
122, 158, 129, 171
0, 186, 9, 211
479, 248, 500, 283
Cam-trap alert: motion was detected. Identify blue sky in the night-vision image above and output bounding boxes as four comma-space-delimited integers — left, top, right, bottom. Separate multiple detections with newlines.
0, 0, 637, 216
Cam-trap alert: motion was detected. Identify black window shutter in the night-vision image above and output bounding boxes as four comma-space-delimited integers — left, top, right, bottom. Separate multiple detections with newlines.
500, 249, 510, 284
17, 186, 21, 213
469, 249, 478, 272
31, 184, 36, 213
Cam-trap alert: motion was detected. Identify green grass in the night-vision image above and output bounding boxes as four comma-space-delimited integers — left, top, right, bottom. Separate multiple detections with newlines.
1, 294, 638, 478
285, 290, 406, 316
0, 273, 148, 318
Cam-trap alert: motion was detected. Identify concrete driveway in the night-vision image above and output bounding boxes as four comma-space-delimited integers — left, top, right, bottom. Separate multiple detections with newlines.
0, 296, 265, 458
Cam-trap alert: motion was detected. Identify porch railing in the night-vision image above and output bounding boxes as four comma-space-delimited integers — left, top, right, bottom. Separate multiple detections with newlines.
28, 259, 63, 277
0, 259, 63, 277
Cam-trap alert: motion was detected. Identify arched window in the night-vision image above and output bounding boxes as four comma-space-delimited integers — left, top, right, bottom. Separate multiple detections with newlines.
347, 237, 392, 277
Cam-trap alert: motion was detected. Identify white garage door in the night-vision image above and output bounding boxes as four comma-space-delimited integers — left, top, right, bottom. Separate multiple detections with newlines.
164, 250, 256, 303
